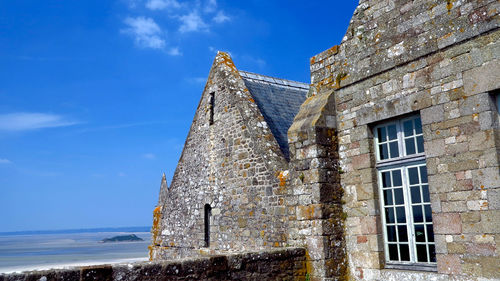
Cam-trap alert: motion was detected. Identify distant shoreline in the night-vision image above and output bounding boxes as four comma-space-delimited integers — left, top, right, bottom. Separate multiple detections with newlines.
0, 257, 149, 274
0, 226, 151, 236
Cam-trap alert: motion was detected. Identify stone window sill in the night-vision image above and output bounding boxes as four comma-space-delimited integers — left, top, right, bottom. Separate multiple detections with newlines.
385, 263, 437, 272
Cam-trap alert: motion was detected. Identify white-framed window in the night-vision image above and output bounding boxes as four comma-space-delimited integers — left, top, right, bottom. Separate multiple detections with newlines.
374, 115, 436, 267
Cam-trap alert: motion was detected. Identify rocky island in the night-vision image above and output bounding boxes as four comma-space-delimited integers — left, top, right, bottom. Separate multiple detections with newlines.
100, 234, 143, 243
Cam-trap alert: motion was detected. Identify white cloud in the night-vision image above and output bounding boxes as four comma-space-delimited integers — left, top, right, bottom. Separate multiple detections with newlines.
142, 153, 156, 159
0, 113, 78, 131
123, 17, 166, 49
178, 11, 208, 33
187, 77, 207, 84
146, 0, 180, 10
168, 47, 181, 56
213, 11, 230, 23
0, 159, 11, 164
204, 0, 217, 13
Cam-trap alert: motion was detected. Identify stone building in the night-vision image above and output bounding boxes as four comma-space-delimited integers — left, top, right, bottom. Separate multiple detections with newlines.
151, 0, 500, 280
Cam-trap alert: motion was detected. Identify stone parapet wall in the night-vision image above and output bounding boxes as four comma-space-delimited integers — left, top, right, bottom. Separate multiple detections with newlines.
0, 248, 307, 281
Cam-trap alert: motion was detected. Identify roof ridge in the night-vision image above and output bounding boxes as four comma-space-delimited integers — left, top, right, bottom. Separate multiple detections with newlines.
239, 70, 309, 90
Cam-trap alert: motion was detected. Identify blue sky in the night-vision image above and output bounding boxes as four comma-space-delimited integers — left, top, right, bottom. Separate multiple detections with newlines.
0, 0, 357, 232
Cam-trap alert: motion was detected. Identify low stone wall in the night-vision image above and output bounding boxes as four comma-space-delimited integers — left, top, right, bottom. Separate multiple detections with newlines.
0, 248, 306, 281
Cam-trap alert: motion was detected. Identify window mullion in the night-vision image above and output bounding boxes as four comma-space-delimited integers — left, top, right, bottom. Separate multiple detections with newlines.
378, 170, 390, 263
404, 166, 416, 263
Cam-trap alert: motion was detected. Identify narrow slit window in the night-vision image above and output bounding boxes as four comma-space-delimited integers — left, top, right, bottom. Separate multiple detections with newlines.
209, 92, 215, 125
204, 204, 212, 247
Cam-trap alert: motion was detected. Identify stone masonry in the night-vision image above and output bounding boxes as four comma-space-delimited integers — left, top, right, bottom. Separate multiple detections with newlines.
302, 0, 500, 279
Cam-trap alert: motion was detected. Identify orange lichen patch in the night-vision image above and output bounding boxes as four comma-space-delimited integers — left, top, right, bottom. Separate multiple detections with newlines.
459, 28, 465, 32
446, 0, 455, 12
481, 185, 485, 189
149, 205, 163, 260
260, 230, 265, 238
276, 170, 289, 187
327, 45, 339, 56
310, 56, 316, 64
170, 242, 175, 247
436, 130, 441, 135
297, 205, 316, 220
224, 106, 228, 112
248, 97, 255, 103
273, 242, 280, 247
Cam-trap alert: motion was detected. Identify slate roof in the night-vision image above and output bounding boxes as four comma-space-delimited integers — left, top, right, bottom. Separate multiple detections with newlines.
239, 71, 309, 161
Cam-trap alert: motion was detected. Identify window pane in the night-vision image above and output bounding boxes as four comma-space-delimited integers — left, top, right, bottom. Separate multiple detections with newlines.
413, 206, 423, 222
400, 244, 410, 261
427, 225, 435, 242
422, 185, 430, 202
420, 166, 428, 183
415, 224, 426, 242
398, 225, 408, 242
424, 205, 432, 222
388, 244, 398, 260
417, 136, 424, 153
392, 170, 402, 186
429, 245, 436, 262
378, 127, 387, 142
389, 141, 399, 158
416, 244, 428, 262
394, 188, 404, 204
408, 167, 419, 185
411, 186, 421, 203
415, 117, 422, 134
405, 138, 416, 155
388, 125, 397, 140
387, 226, 397, 242
386, 208, 395, 223
403, 120, 413, 137
384, 190, 393, 205
396, 207, 406, 223
380, 144, 389, 160
382, 171, 391, 187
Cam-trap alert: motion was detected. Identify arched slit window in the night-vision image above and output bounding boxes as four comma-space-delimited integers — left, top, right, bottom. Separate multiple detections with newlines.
204, 204, 212, 247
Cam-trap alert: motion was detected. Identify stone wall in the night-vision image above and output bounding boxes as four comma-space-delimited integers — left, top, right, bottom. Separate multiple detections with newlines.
298, 0, 500, 280
150, 52, 293, 260
0, 248, 307, 281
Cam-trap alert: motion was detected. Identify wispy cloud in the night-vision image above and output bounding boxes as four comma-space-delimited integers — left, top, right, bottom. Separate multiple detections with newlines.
118, 172, 127, 177
204, 0, 217, 13
187, 77, 207, 84
73, 120, 173, 134
168, 47, 181, 56
142, 153, 156, 159
0, 113, 78, 131
122, 17, 166, 49
146, 0, 180, 10
0, 158, 12, 164
179, 11, 208, 33
213, 11, 230, 23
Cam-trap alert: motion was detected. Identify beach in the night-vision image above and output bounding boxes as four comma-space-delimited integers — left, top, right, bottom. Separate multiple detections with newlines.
0, 230, 151, 274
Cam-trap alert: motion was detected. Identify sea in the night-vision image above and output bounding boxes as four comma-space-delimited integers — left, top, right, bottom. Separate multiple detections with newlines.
0, 227, 151, 274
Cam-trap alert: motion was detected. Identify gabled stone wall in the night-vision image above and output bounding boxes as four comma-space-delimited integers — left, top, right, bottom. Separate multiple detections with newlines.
300, 0, 500, 280
150, 52, 294, 260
